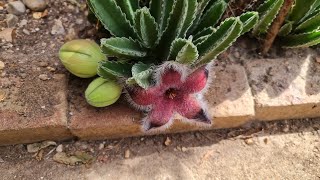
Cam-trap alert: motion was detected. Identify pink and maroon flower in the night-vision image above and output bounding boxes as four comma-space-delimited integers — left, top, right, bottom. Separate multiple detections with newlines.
128, 64, 211, 131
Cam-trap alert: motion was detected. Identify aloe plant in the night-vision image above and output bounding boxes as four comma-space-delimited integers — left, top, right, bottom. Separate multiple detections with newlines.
86, 0, 258, 130
254, 0, 320, 48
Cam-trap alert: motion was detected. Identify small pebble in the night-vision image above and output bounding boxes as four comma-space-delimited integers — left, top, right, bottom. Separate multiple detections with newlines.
22, 29, 30, 35
6, 1, 26, 15
6, 14, 19, 28
56, 144, 63, 152
98, 143, 105, 150
164, 137, 172, 146
0, 61, 4, 70
23, 0, 47, 11
38, 74, 48, 81
244, 138, 254, 145
181, 147, 187, 152
39, 61, 48, 67
47, 67, 55, 72
19, 19, 28, 27
316, 57, 320, 64
51, 19, 65, 35
124, 150, 130, 159
0, 157, 4, 163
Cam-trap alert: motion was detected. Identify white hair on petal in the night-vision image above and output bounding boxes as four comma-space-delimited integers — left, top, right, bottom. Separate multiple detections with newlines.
153, 61, 191, 86
123, 86, 152, 112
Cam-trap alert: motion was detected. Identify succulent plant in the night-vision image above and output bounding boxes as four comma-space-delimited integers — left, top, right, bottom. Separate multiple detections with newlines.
254, 0, 320, 48
86, 0, 258, 130
59, 39, 106, 78
85, 77, 122, 107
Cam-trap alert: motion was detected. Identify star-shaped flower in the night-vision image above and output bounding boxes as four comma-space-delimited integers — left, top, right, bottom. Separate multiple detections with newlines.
128, 64, 211, 131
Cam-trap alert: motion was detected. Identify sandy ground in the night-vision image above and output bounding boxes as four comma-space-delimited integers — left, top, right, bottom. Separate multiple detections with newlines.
0, 119, 319, 180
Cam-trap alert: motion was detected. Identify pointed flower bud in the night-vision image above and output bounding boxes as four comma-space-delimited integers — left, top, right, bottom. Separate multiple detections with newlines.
85, 77, 122, 107
59, 39, 106, 78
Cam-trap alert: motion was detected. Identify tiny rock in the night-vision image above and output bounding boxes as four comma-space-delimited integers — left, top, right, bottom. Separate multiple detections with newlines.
6, 1, 26, 15
39, 74, 48, 81
164, 137, 172, 146
23, 0, 47, 11
0, 157, 4, 163
181, 147, 187, 152
22, 29, 30, 35
0, 61, 5, 70
6, 14, 19, 28
244, 138, 254, 145
124, 149, 130, 159
0, 28, 14, 42
316, 57, 320, 64
98, 143, 105, 150
51, 19, 65, 35
56, 144, 63, 153
39, 61, 48, 67
19, 19, 28, 27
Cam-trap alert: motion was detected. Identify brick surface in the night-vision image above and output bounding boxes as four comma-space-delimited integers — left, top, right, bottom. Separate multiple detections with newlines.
0, 74, 72, 145
245, 50, 320, 121
70, 64, 255, 140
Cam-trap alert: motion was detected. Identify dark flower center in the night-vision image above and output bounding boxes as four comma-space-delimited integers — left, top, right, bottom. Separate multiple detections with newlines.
165, 88, 178, 99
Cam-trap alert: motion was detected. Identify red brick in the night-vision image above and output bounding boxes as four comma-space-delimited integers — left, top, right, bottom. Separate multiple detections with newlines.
0, 74, 72, 145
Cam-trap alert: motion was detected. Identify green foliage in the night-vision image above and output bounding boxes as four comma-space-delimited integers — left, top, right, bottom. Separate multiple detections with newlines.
88, 0, 258, 88
254, 0, 320, 48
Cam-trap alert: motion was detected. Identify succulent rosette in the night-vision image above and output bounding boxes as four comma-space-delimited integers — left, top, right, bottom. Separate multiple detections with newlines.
63, 0, 259, 131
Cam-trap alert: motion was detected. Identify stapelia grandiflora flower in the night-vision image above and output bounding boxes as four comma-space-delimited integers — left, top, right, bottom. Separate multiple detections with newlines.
128, 65, 211, 131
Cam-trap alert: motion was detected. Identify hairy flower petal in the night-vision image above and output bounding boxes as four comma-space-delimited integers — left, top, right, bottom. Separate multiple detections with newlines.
146, 98, 175, 129
128, 86, 158, 106
176, 95, 211, 124
160, 69, 183, 90
182, 67, 208, 94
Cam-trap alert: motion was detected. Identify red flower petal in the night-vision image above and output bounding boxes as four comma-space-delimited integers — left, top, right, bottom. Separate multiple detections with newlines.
182, 67, 208, 94
176, 95, 211, 124
128, 87, 159, 106
146, 98, 175, 129
160, 69, 183, 90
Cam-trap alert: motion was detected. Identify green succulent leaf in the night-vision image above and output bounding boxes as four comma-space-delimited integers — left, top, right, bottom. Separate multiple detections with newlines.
295, 10, 320, 33
239, 11, 259, 35
88, 0, 136, 38
280, 31, 320, 48
131, 62, 153, 89
175, 41, 199, 64
101, 37, 147, 58
278, 21, 293, 36
150, 0, 174, 33
168, 38, 189, 60
193, 26, 216, 41
156, 0, 197, 59
98, 61, 133, 78
134, 8, 159, 48
187, 0, 212, 35
115, 0, 139, 24
195, 0, 227, 32
196, 17, 243, 66
288, 0, 320, 24
253, 0, 284, 36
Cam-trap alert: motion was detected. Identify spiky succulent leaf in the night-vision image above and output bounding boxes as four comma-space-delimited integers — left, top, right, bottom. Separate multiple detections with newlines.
88, 0, 136, 38
278, 21, 293, 36
196, 17, 243, 66
239, 11, 259, 35
134, 8, 159, 48
115, 0, 139, 24
193, 26, 216, 42
156, 0, 197, 59
101, 37, 147, 58
253, 0, 284, 36
288, 0, 320, 24
150, 0, 174, 33
295, 10, 320, 33
168, 38, 189, 60
187, 0, 211, 35
175, 41, 199, 64
98, 61, 133, 78
280, 31, 320, 48
131, 62, 153, 89
195, 0, 227, 32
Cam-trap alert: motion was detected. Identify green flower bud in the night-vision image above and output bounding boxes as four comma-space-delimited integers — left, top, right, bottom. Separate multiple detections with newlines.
59, 39, 106, 78
85, 77, 122, 107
